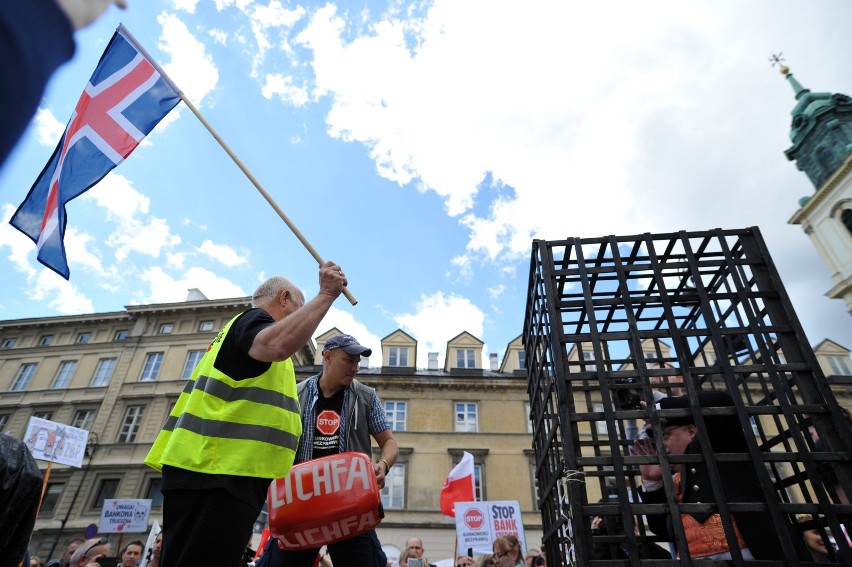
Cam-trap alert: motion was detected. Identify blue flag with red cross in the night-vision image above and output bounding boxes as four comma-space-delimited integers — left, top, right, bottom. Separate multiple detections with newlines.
10, 25, 181, 279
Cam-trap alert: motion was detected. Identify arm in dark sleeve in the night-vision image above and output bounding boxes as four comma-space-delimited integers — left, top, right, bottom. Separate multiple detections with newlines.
637, 486, 672, 539
0, 0, 75, 167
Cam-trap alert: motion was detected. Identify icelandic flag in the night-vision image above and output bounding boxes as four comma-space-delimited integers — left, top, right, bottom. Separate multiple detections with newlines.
440, 451, 475, 517
10, 24, 181, 279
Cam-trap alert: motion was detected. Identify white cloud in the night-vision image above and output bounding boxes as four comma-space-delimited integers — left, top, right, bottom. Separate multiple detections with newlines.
487, 284, 505, 300
394, 291, 485, 368
209, 28, 228, 45
82, 174, 181, 261
166, 251, 187, 269
313, 306, 384, 366
0, 204, 37, 278
27, 270, 94, 315
290, 1, 706, 257
157, 12, 220, 107
1, 205, 94, 314
197, 239, 248, 267
262, 73, 310, 105
182, 217, 208, 231
246, 1, 307, 76
33, 108, 65, 147
173, 0, 201, 14
139, 266, 245, 303
449, 254, 472, 280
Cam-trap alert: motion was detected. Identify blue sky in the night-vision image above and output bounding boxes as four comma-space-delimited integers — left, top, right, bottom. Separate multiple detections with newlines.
1, 0, 851, 367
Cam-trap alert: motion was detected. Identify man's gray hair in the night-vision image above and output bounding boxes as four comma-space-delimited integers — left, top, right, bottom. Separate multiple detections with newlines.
252, 276, 303, 307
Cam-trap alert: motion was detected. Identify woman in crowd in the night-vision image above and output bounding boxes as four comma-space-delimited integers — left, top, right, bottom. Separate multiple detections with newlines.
491, 535, 524, 567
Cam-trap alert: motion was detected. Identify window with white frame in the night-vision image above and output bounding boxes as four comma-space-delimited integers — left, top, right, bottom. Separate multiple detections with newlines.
159, 323, 174, 334
0, 414, 9, 432
381, 464, 405, 509
117, 405, 145, 442
77, 332, 91, 344
2, 338, 17, 348
11, 363, 37, 391
72, 409, 96, 430
456, 349, 476, 368
525, 402, 533, 434
474, 465, 484, 501
139, 353, 164, 382
39, 335, 54, 346
114, 330, 128, 341
33, 410, 54, 420
182, 350, 205, 380
828, 355, 852, 376
455, 402, 478, 432
384, 401, 407, 431
199, 320, 214, 332
387, 346, 409, 367
517, 350, 526, 369
91, 358, 116, 387
51, 360, 77, 389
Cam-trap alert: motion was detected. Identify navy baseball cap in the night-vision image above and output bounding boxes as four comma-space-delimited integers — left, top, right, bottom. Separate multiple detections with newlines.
322, 334, 372, 357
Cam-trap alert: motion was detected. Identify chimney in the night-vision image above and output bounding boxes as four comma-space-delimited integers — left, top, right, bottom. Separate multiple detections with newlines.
186, 288, 208, 301
428, 352, 439, 370
489, 353, 498, 371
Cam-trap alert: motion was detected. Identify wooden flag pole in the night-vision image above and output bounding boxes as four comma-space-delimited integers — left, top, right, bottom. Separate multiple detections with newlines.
180, 94, 358, 306
35, 461, 53, 517
118, 25, 357, 306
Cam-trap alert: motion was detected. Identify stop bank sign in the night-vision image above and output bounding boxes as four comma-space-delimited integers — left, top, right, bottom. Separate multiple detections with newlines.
316, 410, 340, 435
464, 507, 484, 530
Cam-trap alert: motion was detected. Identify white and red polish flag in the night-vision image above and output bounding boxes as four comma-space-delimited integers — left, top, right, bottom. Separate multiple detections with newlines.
10, 24, 180, 279
440, 451, 475, 517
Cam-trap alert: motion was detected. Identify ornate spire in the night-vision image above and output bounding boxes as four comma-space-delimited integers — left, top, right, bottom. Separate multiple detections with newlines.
773, 53, 852, 190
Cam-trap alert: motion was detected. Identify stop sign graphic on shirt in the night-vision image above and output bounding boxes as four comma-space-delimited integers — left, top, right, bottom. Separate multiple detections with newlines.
316, 410, 340, 435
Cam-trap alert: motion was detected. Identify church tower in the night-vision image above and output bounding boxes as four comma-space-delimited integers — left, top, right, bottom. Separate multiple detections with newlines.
784, 65, 852, 314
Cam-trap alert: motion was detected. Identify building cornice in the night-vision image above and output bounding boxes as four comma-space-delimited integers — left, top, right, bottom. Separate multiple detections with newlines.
0, 311, 131, 328
790, 151, 852, 224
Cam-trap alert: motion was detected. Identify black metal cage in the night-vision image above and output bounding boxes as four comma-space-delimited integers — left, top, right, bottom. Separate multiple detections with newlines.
523, 227, 852, 566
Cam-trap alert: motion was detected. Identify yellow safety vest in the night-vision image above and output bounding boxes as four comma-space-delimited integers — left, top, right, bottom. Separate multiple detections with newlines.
144, 312, 302, 478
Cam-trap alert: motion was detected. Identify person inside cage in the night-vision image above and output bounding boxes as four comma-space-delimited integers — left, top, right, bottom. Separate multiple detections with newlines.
631, 390, 809, 561
796, 514, 836, 564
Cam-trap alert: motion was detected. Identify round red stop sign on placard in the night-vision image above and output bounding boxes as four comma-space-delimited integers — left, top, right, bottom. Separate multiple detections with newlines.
464, 507, 484, 530
316, 410, 340, 435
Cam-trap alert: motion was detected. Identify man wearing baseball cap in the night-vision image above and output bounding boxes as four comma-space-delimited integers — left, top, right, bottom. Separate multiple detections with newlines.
278, 333, 398, 566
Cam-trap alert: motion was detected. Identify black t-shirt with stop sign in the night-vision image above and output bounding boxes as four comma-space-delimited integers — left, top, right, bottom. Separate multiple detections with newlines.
312, 388, 345, 458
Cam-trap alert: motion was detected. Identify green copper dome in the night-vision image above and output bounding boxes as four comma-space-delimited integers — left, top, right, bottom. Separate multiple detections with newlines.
782, 67, 852, 189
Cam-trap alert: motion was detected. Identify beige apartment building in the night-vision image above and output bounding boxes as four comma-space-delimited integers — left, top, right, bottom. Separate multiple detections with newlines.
0, 296, 538, 563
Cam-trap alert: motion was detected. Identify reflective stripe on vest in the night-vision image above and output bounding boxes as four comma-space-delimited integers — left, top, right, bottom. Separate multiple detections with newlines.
144, 311, 302, 479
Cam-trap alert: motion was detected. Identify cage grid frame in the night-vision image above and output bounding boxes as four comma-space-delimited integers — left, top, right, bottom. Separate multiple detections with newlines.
523, 227, 851, 566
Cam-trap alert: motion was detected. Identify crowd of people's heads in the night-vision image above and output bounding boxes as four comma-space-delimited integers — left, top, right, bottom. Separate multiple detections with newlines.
32, 531, 161, 567
389, 535, 544, 567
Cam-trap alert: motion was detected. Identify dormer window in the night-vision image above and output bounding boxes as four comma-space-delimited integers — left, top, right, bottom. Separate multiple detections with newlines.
388, 346, 409, 367
456, 349, 476, 368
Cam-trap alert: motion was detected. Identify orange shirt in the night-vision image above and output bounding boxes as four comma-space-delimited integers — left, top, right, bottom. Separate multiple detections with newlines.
675, 473, 747, 558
